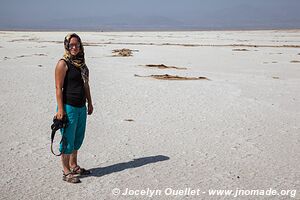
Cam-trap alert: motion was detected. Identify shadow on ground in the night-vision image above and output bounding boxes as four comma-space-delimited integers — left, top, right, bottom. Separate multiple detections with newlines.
81, 155, 170, 178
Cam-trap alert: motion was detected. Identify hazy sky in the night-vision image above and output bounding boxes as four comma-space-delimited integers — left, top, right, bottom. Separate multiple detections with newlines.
1, 0, 300, 30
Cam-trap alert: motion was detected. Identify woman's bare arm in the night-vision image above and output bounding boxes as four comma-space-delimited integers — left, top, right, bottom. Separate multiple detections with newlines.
55, 60, 67, 119
84, 83, 93, 115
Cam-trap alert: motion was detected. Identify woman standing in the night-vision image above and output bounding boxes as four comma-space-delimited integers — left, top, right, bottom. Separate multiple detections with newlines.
55, 33, 93, 183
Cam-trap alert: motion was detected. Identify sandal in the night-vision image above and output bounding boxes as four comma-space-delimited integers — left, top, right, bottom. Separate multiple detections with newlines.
71, 165, 91, 175
63, 172, 81, 183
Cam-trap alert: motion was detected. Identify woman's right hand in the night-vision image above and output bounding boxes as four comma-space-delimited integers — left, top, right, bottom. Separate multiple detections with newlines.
56, 109, 65, 120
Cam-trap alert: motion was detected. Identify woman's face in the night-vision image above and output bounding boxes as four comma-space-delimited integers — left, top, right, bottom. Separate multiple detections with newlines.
69, 37, 80, 56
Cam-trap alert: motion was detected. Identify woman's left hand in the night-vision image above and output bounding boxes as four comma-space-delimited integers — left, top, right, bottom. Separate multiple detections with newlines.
88, 103, 93, 115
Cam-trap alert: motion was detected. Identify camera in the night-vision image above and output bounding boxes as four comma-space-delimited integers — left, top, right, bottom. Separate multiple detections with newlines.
51, 115, 68, 131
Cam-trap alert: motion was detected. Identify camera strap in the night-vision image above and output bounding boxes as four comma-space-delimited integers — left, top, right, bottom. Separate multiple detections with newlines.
50, 128, 67, 156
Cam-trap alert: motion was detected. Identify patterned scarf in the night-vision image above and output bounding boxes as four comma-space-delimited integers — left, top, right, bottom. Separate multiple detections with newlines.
62, 33, 89, 84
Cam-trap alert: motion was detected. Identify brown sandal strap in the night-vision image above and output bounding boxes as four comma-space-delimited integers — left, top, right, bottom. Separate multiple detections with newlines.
71, 165, 81, 173
63, 172, 81, 183
71, 165, 91, 175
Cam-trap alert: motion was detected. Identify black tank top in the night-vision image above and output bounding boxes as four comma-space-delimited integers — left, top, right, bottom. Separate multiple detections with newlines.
62, 59, 86, 107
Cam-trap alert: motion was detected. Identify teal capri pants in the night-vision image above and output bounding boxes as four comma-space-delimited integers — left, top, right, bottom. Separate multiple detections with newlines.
59, 104, 87, 154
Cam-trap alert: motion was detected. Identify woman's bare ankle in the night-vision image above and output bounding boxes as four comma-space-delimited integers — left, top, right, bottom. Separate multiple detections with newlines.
63, 168, 71, 175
